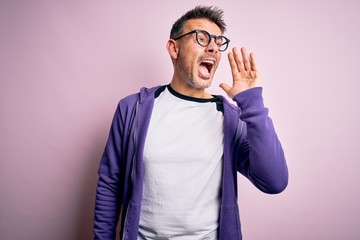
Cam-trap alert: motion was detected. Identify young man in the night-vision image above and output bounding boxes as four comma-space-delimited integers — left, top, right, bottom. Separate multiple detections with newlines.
94, 6, 288, 240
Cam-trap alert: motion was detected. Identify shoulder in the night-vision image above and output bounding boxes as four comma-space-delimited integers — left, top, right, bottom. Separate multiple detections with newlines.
114, 85, 166, 118
118, 85, 165, 107
219, 95, 241, 115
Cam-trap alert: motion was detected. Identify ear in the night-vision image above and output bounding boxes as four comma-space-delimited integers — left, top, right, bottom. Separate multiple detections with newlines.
166, 39, 179, 60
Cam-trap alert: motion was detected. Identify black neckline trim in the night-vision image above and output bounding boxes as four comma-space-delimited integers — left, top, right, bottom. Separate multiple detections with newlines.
167, 84, 220, 103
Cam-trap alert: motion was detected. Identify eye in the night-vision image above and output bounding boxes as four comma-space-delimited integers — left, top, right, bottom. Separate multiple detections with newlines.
196, 31, 210, 46
198, 37, 206, 43
216, 37, 224, 47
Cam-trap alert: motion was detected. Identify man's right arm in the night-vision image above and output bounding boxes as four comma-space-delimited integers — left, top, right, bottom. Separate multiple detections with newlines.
94, 104, 124, 240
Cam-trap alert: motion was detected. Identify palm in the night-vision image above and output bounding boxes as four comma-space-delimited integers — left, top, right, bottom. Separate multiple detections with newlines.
220, 47, 262, 98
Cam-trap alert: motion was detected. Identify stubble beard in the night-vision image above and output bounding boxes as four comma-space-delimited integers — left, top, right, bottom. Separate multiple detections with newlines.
178, 56, 213, 89
189, 75, 212, 89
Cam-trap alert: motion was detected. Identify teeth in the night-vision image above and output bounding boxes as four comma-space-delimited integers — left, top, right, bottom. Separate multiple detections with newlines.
202, 60, 214, 65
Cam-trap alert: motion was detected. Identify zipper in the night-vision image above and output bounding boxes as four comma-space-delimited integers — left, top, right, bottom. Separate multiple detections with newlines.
122, 100, 140, 240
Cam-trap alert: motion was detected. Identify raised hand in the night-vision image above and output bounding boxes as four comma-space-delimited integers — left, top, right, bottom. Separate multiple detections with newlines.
219, 47, 262, 98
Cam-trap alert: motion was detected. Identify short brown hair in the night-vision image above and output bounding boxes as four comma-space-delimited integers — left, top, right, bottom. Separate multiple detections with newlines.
170, 6, 227, 39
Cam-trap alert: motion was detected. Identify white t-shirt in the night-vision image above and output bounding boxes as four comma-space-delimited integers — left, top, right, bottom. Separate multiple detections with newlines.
138, 86, 224, 240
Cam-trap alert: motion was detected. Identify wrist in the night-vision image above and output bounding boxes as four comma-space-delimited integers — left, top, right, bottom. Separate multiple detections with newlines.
233, 87, 264, 110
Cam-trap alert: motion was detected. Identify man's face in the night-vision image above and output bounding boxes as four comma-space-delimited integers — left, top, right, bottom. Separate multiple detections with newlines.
174, 18, 222, 89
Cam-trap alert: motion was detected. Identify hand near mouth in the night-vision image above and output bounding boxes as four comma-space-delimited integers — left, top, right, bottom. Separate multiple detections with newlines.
219, 47, 262, 98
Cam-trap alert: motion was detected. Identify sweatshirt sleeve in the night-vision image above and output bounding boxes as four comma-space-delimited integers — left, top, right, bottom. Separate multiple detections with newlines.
94, 104, 124, 239
233, 87, 288, 194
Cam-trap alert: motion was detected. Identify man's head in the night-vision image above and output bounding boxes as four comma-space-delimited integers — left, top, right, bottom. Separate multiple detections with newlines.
167, 6, 229, 92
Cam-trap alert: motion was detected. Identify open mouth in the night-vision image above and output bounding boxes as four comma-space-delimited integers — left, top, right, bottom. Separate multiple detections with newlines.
199, 59, 215, 79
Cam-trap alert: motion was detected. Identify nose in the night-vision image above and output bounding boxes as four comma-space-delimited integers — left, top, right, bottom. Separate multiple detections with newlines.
205, 37, 219, 53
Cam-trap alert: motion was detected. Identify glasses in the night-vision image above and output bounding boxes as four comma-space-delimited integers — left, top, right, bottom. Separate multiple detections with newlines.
173, 29, 230, 52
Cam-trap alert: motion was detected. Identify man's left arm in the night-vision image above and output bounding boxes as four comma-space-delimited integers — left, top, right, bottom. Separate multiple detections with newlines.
234, 87, 288, 193
220, 47, 288, 193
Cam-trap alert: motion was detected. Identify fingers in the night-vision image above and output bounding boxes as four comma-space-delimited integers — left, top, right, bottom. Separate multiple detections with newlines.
249, 52, 258, 72
227, 51, 239, 77
240, 47, 251, 71
233, 47, 245, 73
228, 47, 257, 73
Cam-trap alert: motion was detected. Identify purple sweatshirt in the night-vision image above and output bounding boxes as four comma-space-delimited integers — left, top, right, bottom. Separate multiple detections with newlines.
94, 85, 288, 240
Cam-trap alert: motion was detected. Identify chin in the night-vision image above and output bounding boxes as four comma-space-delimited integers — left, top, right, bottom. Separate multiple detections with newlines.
190, 78, 212, 89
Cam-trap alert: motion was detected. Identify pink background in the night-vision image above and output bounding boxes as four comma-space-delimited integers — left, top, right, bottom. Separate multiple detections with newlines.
1, 0, 359, 239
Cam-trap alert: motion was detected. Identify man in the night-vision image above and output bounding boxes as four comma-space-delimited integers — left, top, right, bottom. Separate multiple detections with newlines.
94, 5, 288, 240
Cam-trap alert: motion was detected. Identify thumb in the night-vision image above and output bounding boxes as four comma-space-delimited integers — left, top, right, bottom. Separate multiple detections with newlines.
219, 83, 231, 94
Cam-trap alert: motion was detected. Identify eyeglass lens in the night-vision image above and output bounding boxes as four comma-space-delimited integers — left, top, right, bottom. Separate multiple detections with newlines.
196, 30, 228, 51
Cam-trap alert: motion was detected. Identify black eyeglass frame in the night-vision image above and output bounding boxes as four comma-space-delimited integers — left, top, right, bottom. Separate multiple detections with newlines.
173, 29, 230, 52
